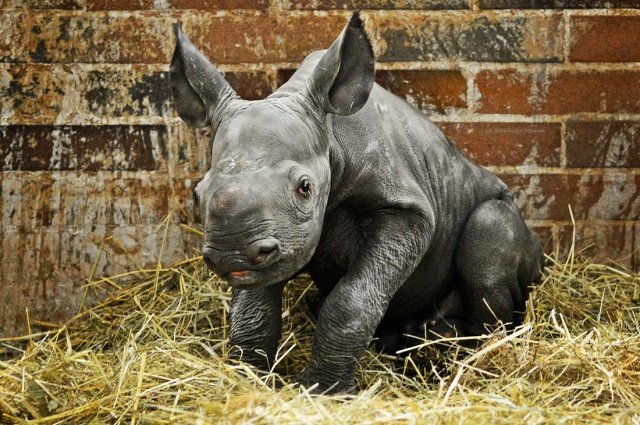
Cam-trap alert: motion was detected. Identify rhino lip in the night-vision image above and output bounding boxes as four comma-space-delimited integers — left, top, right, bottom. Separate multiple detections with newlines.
217, 258, 284, 286
222, 269, 273, 288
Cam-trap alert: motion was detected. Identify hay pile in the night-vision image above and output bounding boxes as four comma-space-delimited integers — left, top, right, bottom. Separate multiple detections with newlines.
1, 238, 640, 424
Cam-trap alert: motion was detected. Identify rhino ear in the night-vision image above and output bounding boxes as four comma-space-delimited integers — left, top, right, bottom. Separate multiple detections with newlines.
170, 24, 237, 128
307, 11, 374, 116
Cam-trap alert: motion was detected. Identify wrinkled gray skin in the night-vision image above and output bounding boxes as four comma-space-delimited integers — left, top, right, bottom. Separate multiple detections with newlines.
169, 13, 544, 395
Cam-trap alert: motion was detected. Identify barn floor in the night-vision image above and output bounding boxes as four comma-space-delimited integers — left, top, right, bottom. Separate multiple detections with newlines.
1, 239, 639, 424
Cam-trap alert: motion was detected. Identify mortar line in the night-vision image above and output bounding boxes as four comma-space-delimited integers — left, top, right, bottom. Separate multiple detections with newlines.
5, 114, 640, 127
563, 9, 571, 65
560, 120, 568, 169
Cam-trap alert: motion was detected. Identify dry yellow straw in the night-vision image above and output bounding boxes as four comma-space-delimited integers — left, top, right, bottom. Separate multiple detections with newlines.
0, 225, 639, 424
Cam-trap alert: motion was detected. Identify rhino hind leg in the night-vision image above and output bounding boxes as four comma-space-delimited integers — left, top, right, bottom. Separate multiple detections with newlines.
452, 197, 544, 337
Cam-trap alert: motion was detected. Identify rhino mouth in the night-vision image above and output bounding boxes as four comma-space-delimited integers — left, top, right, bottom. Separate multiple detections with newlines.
202, 249, 289, 288
222, 268, 279, 288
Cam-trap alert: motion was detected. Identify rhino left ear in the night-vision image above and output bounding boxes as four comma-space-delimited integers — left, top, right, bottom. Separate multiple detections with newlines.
307, 11, 375, 116
170, 24, 238, 128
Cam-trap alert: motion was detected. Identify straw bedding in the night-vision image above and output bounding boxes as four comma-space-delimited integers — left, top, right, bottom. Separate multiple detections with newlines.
1, 231, 639, 424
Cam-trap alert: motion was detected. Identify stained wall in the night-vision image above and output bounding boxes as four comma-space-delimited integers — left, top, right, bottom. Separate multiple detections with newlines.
1, 0, 639, 337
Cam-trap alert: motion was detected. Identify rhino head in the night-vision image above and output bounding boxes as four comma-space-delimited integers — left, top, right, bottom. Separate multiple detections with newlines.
170, 14, 374, 289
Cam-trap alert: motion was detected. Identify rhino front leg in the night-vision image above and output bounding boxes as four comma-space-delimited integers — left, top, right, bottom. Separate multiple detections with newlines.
298, 211, 430, 394
228, 282, 285, 371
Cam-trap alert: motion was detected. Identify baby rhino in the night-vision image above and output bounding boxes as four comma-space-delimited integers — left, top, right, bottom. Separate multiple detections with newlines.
169, 12, 544, 394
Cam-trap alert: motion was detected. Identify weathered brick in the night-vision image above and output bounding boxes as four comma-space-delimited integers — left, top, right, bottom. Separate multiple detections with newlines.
54, 173, 172, 227
438, 122, 561, 166
110, 177, 172, 226
1, 228, 62, 336
1, 172, 56, 229
501, 173, 640, 221
276, 69, 297, 89
0, 223, 190, 337
480, 0, 640, 8
2, 11, 349, 64
287, 0, 469, 10
569, 16, 640, 63
190, 13, 346, 64
529, 225, 554, 254
372, 12, 563, 63
223, 71, 275, 101
375, 70, 467, 114
87, 0, 269, 10
4, 172, 175, 230
475, 69, 640, 115
165, 124, 211, 175
0, 64, 67, 125
1, 65, 274, 125
1, 125, 167, 171
566, 121, 640, 168
2, 12, 172, 63
0, 65, 170, 124
0, 0, 82, 8
554, 222, 638, 270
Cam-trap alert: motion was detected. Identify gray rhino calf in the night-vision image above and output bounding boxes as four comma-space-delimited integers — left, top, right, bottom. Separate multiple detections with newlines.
170, 12, 544, 394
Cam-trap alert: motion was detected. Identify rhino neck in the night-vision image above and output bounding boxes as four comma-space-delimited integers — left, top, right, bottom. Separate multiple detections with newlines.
325, 114, 351, 213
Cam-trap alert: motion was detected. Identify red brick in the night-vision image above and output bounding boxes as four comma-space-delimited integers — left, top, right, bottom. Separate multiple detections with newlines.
0, 126, 167, 171
529, 225, 554, 254
0, 64, 66, 125
480, 0, 640, 8
1, 65, 274, 125
375, 70, 467, 114
165, 124, 212, 175
1, 228, 63, 337
476, 69, 640, 115
569, 16, 640, 63
277, 69, 297, 89
110, 177, 171, 226
0, 0, 82, 8
0, 223, 190, 337
287, 0, 469, 9
372, 12, 563, 63
190, 14, 346, 64
1, 173, 56, 230
554, 222, 638, 270
437, 122, 561, 166
87, 0, 268, 9
3, 12, 353, 64
224, 71, 275, 100
49, 173, 172, 227
566, 121, 640, 168
500, 173, 640, 221
2, 12, 172, 63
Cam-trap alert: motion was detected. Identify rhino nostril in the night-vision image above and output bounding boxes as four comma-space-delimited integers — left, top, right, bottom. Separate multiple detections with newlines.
249, 238, 281, 264
254, 248, 276, 264
203, 255, 215, 270
202, 247, 217, 270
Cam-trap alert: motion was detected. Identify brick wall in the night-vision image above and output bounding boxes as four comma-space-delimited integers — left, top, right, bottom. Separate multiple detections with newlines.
1, 0, 639, 337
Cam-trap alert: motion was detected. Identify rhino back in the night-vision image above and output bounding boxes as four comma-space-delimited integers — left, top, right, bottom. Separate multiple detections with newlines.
327, 83, 507, 230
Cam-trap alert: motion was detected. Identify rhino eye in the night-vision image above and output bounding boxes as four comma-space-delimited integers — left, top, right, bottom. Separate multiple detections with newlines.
297, 178, 312, 198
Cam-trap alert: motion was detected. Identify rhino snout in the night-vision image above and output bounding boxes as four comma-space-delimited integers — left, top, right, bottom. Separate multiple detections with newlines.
211, 182, 255, 218
201, 237, 283, 277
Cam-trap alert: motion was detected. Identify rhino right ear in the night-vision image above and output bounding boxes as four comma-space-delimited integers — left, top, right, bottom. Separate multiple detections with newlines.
306, 12, 374, 116
170, 24, 237, 128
